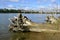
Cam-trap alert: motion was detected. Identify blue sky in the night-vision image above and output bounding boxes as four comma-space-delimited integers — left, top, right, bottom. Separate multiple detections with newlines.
0, 0, 59, 10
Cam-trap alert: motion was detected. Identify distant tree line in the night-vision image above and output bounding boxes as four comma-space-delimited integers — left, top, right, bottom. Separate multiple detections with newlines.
0, 9, 21, 13
0, 8, 60, 14
0, 8, 39, 13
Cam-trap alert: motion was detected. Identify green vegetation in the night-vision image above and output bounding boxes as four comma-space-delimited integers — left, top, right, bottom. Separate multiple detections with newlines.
0, 8, 39, 13
0, 8, 60, 14
0, 8, 21, 13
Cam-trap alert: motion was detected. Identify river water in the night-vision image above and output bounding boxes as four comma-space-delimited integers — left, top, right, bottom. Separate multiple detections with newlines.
0, 13, 60, 40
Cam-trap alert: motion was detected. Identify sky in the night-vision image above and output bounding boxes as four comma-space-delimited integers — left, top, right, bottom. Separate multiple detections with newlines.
0, 0, 59, 10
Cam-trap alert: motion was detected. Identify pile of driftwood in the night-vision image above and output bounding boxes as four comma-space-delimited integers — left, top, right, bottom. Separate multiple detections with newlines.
46, 16, 58, 24
9, 13, 32, 32
9, 13, 59, 32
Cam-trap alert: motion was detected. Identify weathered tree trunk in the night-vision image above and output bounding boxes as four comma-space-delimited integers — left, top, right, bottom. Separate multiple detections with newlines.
17, 13, 23, 29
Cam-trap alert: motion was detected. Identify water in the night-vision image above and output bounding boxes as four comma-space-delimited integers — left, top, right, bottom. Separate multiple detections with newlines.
0, 13, 60, 40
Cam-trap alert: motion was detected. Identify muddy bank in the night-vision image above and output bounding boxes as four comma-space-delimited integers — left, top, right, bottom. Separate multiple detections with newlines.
10, 32, 60, 40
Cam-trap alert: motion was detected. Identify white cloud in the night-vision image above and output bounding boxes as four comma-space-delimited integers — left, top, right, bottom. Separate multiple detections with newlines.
24, 7, 30, 10
44, 0, 48, 2
51, 0, 56, 3
24, 7, 28, 10
38, 6, 46, 8
23, 7, 36, 10
9, 0, 19, 2
37, 0, 47, 4
8, 5, 13, 7
48, 2, 58, 7
58, 5, 60, 9
7, 5, 15, 9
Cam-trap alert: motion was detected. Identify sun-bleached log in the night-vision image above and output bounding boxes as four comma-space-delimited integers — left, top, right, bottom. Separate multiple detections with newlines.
9, 13, 60, 32
29, 28, 60, 33
46, 16, 57, 24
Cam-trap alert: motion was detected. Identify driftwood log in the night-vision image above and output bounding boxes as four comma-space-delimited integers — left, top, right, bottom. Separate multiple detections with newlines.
9, 14, 60, 32
46, 16, 57, 24
9, 13, 30, 32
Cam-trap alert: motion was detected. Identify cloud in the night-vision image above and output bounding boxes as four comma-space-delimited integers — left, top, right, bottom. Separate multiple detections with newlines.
44, 0, 48, 2
24, 7, 28, 10
37, 0, 47, 2
58, 5, 60, 9
38, 5, 46, 8
8, 5, 13, 7
7, 5, 15, 9
9, 0, 19, 2
37, 0, 47, 4
23, 7, 31, 10
48, 4, 58, 8
8, 5, 13, 8
37, 0, 57, 4
51, 0, 56, 3
22, 7, 36, 10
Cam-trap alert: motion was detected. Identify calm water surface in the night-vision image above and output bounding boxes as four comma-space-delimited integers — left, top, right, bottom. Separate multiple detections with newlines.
0, 13, 60, 40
